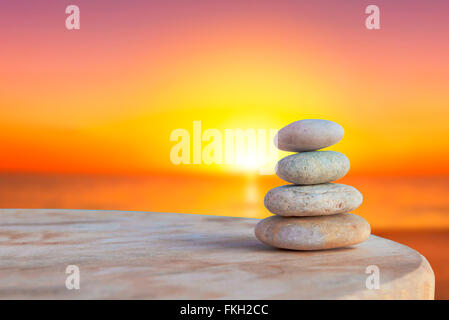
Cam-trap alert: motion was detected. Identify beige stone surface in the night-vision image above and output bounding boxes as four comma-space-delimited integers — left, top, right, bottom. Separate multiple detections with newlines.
276, 151, 350, 185
255, 213, 370, 250
264, 183, 363, 216
0, 209, 434, 299
275, 119, 344, 152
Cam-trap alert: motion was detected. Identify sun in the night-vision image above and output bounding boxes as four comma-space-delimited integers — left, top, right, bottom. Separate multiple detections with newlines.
234, 152, 263, 171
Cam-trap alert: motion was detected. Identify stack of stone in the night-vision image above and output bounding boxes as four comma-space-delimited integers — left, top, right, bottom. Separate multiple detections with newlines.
255, 119, 371, 250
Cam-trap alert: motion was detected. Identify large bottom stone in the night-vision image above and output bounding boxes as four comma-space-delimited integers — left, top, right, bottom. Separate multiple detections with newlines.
255, 213, 371, 250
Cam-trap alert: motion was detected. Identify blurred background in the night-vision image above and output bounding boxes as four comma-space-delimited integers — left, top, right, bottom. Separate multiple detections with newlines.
1, 0, 449, 298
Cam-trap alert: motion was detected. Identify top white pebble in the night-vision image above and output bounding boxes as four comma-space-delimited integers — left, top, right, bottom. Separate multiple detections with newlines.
275, 119, 344, 152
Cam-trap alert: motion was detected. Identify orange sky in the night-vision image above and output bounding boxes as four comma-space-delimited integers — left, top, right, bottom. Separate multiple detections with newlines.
1, 1, 449, 176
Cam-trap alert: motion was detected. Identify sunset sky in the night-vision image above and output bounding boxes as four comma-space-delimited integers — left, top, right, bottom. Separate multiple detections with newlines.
1, 0, 449, 176
3, 1, 449, 299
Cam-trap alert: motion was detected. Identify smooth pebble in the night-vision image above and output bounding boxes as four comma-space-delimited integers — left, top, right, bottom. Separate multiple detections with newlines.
254, 213, 371, 250
276, 151, 350, 185
275, 119, 344, 152
264, 183, 363, 216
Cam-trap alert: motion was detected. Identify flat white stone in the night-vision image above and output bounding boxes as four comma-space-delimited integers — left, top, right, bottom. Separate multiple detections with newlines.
0, 209, 435, 299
